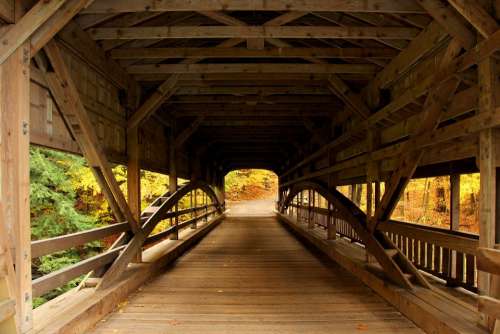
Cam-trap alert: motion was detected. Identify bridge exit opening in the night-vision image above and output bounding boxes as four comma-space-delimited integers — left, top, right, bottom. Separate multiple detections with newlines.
224, 169, 278, 216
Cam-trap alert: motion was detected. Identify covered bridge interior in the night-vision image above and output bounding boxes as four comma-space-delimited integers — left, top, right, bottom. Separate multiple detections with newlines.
1, 0, 500, 333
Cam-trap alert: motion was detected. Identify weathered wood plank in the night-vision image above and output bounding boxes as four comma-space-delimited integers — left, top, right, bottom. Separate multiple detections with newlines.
110, 47, 398, 59
31, 223, 130, 259
127, 75, 179, 129
0, 0, 67, 64
81, 0, 427, 14
32, 246, 124, 298
88, 215, 424, 334
127, 63, 378, 74
30, 0, 95, 55
0, 43, 32, 333
477, 247, 500, 276
88, 25, 420, 40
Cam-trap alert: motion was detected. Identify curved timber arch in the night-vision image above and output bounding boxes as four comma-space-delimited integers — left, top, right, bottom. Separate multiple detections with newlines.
98, 180, 225, 289
279, 180, 431, 290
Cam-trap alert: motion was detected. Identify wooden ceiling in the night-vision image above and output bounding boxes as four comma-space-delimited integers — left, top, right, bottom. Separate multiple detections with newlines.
71, 0, 477, 173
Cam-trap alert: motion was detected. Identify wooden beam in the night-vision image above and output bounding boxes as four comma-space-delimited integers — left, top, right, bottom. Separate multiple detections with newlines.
370, 39, 463, 230
175, 86, 331, 96
43, 40, 141, 234
0, 227, 17, 334
174, 116, 205, 148
450, 173, 460, 231
127, 126, 141, 261
478, 296, 500, 320
127, 63, 378, 74
98, 12, 173, 51
81, 0, 427, 14
88, 26, 420, 40
0, 0, 68, 64
56, 20, 133, 89
448, 0, 499, 38
31, 223, 129, 258
477, 247, 500, 276
416, 0, 475, 49
30, 0, 95, 55
281, 23, 500, 179
110, 47, 398, 60
327, 75, 370, 119
367, 21, 447, 92
127, 75, 179, 130
0, 43, 32, 333
477, 50, 498, 328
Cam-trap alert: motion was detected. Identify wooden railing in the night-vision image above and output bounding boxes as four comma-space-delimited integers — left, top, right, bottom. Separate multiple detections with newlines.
31, 183, 222, 300
284, 201, 479, 292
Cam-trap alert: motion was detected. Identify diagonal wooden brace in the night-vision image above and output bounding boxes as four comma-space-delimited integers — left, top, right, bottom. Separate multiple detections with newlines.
43, 39, 141, 234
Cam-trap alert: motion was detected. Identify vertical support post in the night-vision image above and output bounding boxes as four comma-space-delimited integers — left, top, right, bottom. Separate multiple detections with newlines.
308, 190, 314, 229
204, 192, 208, 222
367, 182, 373, 218
190, 190, 197, 229
127, 126, 142, 262
0, 43, 32, 333
327, 204, 336, 240
169, 126, 178, 240
450, 174, 460, 231
447, 173, 461, 283
478, 55, 499, 329
366, 130, 380, 263
296, 191, 300, 221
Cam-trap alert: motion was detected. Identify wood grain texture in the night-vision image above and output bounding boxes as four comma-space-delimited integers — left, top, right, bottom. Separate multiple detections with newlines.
88, 216, 423, 334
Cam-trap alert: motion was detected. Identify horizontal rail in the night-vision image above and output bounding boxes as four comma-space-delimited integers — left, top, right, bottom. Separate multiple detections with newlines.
31, 222, 130, 259
163, 204, 215, 219
283, 192, 479, 292
30, 182, 222, 300
144, 209, 218, 246
379, 221, 478, 254
32, 246, 125, 298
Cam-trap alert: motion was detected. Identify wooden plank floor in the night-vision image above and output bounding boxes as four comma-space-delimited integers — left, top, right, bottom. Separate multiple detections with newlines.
88, 216, 424, 334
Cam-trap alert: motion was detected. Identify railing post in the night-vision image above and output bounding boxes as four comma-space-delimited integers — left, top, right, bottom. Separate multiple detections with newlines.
327, 204, 336, 240
447, 174, 461, 285
204, 192, 208, 223
308, 190, 314, 229
307, 190, 314, 228
191, 190, 197, 229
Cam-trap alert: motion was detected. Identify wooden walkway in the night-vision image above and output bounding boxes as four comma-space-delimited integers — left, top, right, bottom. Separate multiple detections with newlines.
88, 216, 424, 333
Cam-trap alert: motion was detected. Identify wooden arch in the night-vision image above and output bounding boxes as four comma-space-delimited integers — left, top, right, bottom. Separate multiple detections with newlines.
99, 180, 224, 288
280, 180, 430, 290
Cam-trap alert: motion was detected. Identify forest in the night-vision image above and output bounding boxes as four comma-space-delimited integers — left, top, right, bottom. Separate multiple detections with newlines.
29, 146, 479, 307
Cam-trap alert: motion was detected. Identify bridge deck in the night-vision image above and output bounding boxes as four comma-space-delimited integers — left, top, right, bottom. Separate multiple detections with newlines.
88, 214, 423, 333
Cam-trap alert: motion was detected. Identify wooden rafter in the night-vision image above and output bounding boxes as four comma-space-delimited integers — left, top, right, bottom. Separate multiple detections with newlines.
127, 63, 378, 74
43, 40, 141, 234
447, 0, 499, 38
416, 0, 475, 49
366, 20, 447, 96
110, 47, 398, 60
127, 74, 179, 130
88, 26, 420, 40
30, 0, 95, 55
0, 0, 68, 64
81, 0, 427, 14
369, 38, 463, 231
327, 75, 370, 119
174, 116, 205, 149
